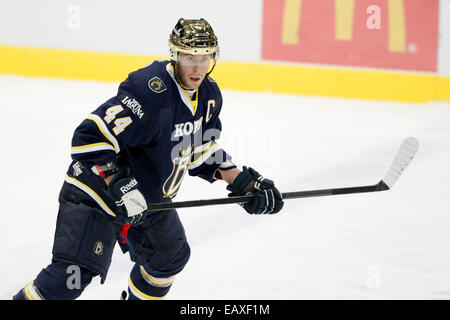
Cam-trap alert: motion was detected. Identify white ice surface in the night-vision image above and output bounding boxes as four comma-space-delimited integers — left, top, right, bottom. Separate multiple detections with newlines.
1, 74, 449, 300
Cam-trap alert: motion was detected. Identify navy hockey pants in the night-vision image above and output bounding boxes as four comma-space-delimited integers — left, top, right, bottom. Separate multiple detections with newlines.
13, 183, 190, 300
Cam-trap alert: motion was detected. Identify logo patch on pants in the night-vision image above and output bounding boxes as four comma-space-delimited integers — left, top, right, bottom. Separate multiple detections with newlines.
93, 241, 104, 256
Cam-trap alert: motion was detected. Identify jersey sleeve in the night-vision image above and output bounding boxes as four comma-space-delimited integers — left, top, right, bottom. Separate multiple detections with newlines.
188, 87, 234, 183
70, 72, 160, 167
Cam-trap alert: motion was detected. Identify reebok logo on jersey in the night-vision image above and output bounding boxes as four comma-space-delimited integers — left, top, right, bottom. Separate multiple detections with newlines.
121, 96, 144, 119
120, 178, 138, 194
148, 77, 167, 93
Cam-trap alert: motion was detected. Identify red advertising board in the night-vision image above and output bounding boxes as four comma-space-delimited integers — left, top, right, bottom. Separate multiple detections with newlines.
262, 0, 439, 71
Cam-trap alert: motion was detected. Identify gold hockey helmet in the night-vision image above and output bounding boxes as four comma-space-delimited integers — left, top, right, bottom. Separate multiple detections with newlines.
169, 18, 219, 62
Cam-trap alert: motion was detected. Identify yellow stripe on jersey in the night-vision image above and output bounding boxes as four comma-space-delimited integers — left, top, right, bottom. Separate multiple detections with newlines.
128, 277, 166, 300
86, 114, 120, 153
71, 142, 115, 154
65, 174, 116, 217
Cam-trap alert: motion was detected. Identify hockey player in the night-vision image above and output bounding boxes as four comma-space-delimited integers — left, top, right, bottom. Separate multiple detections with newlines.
13, 18, 284, 300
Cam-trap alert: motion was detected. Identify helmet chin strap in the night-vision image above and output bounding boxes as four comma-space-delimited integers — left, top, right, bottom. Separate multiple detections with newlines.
206, 61, 217, 77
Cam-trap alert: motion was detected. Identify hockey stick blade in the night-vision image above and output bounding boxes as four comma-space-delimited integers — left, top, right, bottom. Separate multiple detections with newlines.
379, 137, 419, 190
145, 137, 419, 211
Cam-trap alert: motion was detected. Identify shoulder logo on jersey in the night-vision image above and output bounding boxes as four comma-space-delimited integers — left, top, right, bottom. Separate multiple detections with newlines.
148, 76, 167, 93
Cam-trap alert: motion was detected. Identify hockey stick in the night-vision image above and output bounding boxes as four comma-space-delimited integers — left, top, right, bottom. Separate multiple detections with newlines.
147, 137, 419, 211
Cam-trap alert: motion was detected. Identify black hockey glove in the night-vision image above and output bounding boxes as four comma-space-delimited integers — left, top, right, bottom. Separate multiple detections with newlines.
226, 166, 284, 214
104, 167, 149, 225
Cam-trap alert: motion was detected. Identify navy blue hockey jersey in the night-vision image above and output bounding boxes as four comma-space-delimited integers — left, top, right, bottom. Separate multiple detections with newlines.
64, 60, 231, 218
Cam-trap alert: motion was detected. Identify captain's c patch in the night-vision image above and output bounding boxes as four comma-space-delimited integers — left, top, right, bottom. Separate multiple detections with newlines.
148, 76, 167, 93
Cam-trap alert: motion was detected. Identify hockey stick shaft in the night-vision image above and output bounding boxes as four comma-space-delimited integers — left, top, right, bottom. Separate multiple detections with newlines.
146, 181, 389, 211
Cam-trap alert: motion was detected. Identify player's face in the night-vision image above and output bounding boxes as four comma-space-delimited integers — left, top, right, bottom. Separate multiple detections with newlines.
176, 53, 212, 90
